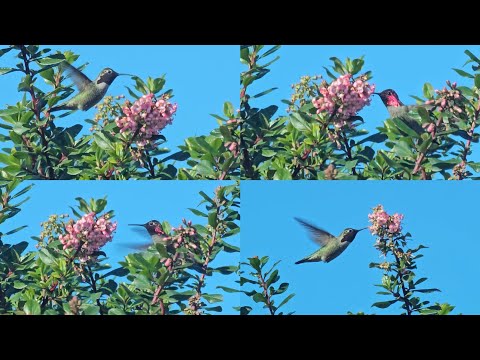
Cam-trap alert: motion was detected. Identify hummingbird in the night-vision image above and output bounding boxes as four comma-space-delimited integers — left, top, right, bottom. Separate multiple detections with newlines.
50, 62, 132, 112
294, 218, 366, 264
128, 220, 169, 249
375, 89, 431, 134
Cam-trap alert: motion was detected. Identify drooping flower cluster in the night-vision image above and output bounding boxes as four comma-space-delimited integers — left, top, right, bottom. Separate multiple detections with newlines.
116, 93, 177, 148
312, 74, 375, 127
368, 204, 404, 238
59, 212, 117, 262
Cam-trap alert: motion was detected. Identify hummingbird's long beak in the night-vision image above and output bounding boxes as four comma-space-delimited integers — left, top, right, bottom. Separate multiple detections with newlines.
373, 92, 380, 96
117, 73, 135, 77
128, 223, 146, 227
357, 227, 368, 232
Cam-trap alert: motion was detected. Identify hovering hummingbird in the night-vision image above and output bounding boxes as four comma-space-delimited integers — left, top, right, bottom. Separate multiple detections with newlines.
50, 62, 132, 112
375, 89, 431, 134
128, 220, 169, 250
294, 218, 366, 264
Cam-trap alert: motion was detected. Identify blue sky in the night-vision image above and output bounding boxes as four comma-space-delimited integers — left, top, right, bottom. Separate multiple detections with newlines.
241, 181, 479, 315
247, 45, 480, 163
5, 180, 239, 314
0, 45, 237, 151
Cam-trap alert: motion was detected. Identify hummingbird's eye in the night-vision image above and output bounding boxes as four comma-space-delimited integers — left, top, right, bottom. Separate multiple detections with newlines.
107, 70, 112, 74
387, 91, 392, 96
149, 222, 155, 226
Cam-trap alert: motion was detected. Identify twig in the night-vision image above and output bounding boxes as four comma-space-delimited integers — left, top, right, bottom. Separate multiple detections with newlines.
19, 46, 55, 179
258, 269, 275, 315
341, 130, 357, 176
151, 252, 180, 311
392, 251, 412, 315
86, 264, 104, 315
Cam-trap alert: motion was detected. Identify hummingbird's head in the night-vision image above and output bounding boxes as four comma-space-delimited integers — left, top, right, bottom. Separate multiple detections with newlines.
340, 227, 367, 243
97, 68, 119, 85
129, 220, 164, 236
374, 89, 403, 107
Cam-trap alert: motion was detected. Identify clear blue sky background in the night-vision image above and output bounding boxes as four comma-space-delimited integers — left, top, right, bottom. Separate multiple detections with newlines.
242, 181, 479, 315
247, 45, 480, 164
5, 180, 239, 314
0, 45, 237, 151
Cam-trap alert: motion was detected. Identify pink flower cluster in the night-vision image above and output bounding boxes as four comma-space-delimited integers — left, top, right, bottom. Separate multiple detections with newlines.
116, 93, 177, 148
59, 212, 117, 262
312, 74, 375, 127
368, 205, 404, 237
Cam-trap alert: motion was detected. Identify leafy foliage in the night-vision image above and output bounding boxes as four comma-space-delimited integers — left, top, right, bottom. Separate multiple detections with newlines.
240, 45, 480, 180
0, 45, 239, 180
0, 183, 240, 315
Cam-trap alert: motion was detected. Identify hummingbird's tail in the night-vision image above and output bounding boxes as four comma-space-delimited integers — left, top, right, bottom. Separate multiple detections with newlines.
295, 258, 309, 265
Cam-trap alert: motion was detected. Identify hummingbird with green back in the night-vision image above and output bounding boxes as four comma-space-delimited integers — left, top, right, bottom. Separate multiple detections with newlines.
128, 220, 170, 250
50, 62, 132, 112
375, 89, 432, 134
294, 218, 366, 264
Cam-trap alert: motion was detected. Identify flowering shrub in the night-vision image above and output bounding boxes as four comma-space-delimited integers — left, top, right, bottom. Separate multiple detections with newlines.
240, 45, 480, 180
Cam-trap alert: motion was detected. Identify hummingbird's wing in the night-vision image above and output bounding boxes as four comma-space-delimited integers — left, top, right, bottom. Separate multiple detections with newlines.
120, 242, 152, 251
294, 218, 336, 247
60, 62, 92, 92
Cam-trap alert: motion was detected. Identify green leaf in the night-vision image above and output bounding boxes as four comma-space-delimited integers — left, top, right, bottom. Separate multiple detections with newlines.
108, 308, 126, 315
252, 293, 267, 303
155, 243, 168, 258
392, 118, 421, 137
188, 208, 207, 217
160, 150, 190, 163
274, 283, 290, 295
277, 293, 295, 309
0, 67, 16, 76
273, 168, 292, 180
423, 83, 434, 98
452, 68, 474, 78
249, 257, 261, 272
253, 88, 277, 98
83, 305, 100, 315
203, 294, 223, 304
24, 299, 41, 315
355, 133, 388, 146
4, 225, 28, 236
208, 210, 218, 228
240, 306, 252, 315
93, 133, 114, 151
216, 286, 241, 293
67, 168, 82, 176
414, 288, 440, 294
223, 102, 234, 117
414, 277, 428, 286
221, 241, 240, 253
266, 269, 279, 287
372, 300, 397, 309
475, 74, 480, 89
38, 248, 55, 265
204, 306, 223, 312
261, 149, 276, 158
289, 112, 311, 132
102, 267, 129, 278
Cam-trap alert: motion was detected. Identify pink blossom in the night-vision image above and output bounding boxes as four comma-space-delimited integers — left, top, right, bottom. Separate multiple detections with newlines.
59, 212, 117, 262
368, 205, 404, 237
312, 74, 375, 128
115, 93, 177, 148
